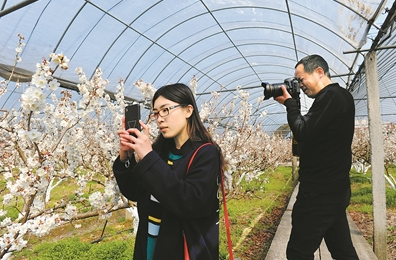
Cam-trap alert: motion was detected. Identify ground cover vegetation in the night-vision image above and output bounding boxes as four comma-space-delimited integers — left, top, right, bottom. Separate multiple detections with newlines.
348, 166, 396, 260
7, 166, 295, 260
1, 34, 396, 259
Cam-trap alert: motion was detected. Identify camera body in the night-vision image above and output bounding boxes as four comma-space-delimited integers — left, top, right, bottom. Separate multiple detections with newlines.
262, 77, 300, 100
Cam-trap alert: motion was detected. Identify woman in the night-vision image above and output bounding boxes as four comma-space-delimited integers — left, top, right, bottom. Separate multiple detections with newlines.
113, 83, 225, 260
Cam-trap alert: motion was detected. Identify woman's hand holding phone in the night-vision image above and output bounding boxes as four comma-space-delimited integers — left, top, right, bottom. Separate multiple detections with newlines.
126, 120, 152, 160
118, 117, 133, 162
118, 107, 153, 162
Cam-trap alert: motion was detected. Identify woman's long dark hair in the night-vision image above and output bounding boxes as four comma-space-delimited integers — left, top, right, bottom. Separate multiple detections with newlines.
151, 83, 225, 169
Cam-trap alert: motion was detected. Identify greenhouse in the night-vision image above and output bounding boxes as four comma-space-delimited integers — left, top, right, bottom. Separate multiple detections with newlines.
1, 0, 396, 259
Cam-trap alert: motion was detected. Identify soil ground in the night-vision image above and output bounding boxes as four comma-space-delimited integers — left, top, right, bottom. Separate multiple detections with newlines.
349, 210, 396, 260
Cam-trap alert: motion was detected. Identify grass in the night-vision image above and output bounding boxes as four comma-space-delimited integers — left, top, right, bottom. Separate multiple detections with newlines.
10, 210, 136, 259
18, 236, 135, 260
220, 166, 296, 259
8, 166, 296, 260
347, 166, 396, 259
348, 166, 396, 212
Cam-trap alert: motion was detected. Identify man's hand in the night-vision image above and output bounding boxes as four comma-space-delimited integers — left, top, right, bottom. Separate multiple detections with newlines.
274, 85, 292, 105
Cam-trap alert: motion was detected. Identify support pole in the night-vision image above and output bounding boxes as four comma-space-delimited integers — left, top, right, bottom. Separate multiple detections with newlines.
292, 156, 298, 181
0, 0, 39, 18
364, 51, 387, 260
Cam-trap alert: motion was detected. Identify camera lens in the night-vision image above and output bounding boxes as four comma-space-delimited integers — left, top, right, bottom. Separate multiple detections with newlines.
262, 83, 284, 100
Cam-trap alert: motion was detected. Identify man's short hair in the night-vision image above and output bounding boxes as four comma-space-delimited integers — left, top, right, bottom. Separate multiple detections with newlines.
295, 54, 331, 78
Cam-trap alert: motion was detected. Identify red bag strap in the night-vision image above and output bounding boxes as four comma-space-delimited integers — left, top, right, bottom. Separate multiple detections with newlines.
186, 143, 234, 260
186, 143, 212, 172
220, 168, 234, 260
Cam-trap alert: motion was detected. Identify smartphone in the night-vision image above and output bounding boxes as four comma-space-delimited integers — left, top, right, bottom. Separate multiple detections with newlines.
125, 104, 141, 136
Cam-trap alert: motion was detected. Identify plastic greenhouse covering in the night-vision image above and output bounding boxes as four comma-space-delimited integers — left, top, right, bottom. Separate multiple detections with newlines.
1, 0, 396, 133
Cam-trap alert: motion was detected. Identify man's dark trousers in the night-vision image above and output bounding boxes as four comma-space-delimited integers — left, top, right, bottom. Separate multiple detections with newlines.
286, 187, 359, 260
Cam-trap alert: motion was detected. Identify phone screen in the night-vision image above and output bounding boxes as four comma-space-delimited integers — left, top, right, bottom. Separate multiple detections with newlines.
125, 104, 141, 135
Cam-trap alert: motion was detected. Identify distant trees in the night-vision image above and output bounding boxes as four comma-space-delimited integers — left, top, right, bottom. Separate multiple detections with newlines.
352, 120, 396, 189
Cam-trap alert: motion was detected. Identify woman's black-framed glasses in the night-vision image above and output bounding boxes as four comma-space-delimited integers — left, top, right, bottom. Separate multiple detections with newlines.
150, 104, 182, 119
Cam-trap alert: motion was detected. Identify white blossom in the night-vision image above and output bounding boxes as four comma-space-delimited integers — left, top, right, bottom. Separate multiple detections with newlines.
26, 129, 42, 142
134, 79, 156, 100
2, 194, 14, 205
21, 86, 46, 111
31, 74, 47, 88
0, 209, 7, 217
48, 79, 60, 91
1, 217, 12, 228
89, 191, 105, 209
64, 204, 77, 220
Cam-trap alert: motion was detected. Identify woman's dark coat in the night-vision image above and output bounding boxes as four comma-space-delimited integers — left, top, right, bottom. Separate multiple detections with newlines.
113, 140, 220, 260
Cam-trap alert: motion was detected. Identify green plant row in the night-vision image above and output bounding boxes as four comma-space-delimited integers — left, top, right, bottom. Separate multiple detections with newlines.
15, 237, 134, 260
349, 168, 396, 211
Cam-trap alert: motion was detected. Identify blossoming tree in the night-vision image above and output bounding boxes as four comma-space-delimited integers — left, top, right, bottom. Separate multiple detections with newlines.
0, 35, 293, 258
352, 121, 396, 189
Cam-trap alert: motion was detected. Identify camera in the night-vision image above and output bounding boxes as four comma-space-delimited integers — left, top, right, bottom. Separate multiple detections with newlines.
261, 77, 301, 157
262, 77, 300, 100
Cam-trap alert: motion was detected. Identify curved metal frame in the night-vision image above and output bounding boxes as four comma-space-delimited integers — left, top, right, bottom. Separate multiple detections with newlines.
0, 0, 391, 133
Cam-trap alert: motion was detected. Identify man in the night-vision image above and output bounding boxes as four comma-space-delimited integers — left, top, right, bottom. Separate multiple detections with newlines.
275, 55, 359, 260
